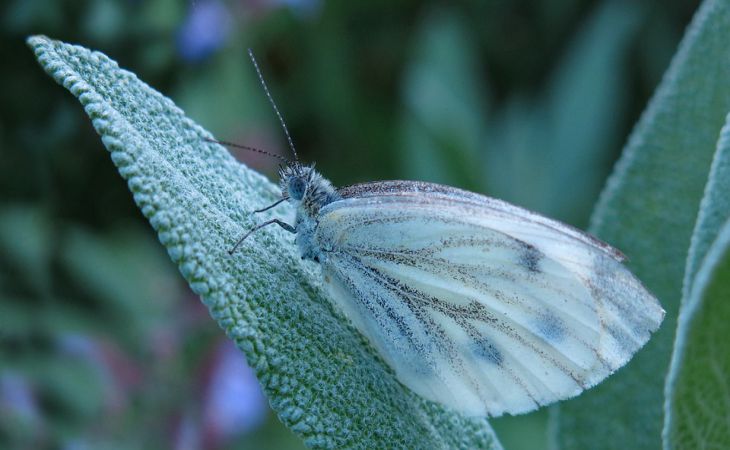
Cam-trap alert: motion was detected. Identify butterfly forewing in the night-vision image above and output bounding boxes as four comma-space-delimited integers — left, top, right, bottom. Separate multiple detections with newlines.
314, 181, 664, 416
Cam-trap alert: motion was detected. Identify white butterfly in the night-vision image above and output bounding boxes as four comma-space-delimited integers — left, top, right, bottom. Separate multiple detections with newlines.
227, 51, 665, 417
229, 160, 665, 417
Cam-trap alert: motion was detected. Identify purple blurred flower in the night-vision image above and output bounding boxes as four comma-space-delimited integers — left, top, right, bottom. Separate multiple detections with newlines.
202, 339, 268, 447
177, 0, 232, 63
0, 371, 40, 426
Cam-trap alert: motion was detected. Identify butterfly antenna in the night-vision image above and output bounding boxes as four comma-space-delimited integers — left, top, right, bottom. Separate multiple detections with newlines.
204, 137, 289, 164
247, 49, 299, 162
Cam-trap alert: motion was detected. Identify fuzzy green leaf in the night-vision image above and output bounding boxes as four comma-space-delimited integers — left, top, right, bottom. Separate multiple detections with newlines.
663, 224, 730, 449
681, 112, 730, 302
662, 111, 730, 450
662, 218, 730, 449
27, 35, 501, 449
554, 1, 730, 449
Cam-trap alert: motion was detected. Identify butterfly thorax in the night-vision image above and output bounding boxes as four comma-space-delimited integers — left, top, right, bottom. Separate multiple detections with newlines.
279, 163, 340, 262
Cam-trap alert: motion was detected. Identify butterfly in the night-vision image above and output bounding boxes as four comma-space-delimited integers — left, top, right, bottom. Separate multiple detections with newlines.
221, 51, 665, 417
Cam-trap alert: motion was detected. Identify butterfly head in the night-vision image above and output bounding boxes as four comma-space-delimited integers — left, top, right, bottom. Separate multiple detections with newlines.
278, 162, 340, 214
279, 162, 313, 202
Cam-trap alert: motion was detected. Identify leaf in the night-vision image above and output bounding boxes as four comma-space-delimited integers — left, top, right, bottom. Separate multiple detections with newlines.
662, 111, 730, 450
554, 1, 730, 449
663, 223, 730, 449
681, 112, 730, 301
27, 36, 501, 449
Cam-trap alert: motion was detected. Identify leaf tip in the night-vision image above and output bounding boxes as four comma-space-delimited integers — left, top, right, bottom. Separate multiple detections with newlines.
26, 35, 51, 49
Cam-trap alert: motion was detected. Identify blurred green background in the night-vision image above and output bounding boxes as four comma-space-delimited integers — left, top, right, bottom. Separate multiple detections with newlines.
1, 0, 697, 449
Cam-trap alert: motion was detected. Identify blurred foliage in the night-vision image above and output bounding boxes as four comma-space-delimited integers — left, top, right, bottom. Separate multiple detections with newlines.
0, 0, 701, 449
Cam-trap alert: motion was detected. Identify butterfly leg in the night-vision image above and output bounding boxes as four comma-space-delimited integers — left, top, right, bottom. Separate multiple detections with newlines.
228, 219, 295, 255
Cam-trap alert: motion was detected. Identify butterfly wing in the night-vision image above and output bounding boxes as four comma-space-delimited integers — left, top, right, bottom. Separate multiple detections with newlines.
314, 181, 664, 417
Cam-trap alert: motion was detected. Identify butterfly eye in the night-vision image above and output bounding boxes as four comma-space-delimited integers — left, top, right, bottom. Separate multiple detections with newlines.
288, 177, 306, 200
